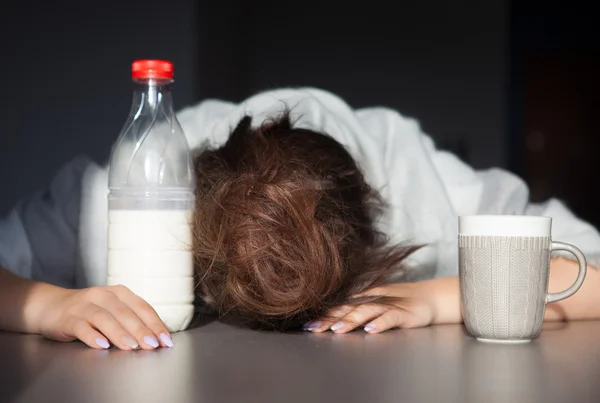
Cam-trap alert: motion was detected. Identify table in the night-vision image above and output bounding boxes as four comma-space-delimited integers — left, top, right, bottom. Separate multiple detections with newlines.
1, 320, 600, 403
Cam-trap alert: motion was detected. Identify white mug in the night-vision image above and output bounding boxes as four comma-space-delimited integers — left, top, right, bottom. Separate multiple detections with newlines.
458, 215, 587, 343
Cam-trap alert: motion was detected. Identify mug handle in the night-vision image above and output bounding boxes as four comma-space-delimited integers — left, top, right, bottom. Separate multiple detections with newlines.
546, 242, 587, 303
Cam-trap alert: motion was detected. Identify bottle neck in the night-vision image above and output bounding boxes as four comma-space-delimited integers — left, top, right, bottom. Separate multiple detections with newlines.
131, 78, 175, 114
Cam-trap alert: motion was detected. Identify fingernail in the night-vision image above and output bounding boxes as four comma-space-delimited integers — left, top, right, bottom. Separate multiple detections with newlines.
364, 323, 376, 332
144, 336, 159, 348
96, 338, 110, 349
303, 321, 322, 331
159, 333, 174, 348
122, 336, 139, 350
330, 322, 345, 331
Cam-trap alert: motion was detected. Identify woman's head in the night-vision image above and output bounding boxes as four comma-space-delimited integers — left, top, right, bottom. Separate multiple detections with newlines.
192, 112, 417, 330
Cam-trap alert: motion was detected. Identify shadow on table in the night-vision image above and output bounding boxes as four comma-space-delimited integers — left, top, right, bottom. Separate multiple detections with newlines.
0, 333, 55, 402
0, 307, 215, 402
540, 321, 569, 331
458, 320, 570, 339
7, 328, 201, 403
0, 332, 101, 403
187, 303, 219, 330
459, 338, 545, 403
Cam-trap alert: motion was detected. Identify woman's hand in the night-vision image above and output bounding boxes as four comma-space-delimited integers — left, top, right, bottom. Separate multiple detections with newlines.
304, 277, 462, 334
34, 285, 173, 350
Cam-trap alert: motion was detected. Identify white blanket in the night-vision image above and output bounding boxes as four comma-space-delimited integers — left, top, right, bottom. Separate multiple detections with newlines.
2, 87, 599, 288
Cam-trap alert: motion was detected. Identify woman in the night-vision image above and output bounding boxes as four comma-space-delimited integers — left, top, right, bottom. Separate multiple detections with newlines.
1, 87, 600, 350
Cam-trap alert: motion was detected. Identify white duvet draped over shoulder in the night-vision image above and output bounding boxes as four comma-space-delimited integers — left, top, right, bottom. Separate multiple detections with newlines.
1, 87, 599, 287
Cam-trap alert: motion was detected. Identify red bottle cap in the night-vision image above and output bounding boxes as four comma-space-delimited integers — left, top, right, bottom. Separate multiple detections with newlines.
132, 60, 174, 79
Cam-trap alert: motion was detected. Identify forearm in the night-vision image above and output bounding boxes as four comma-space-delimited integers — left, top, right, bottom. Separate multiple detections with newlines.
0, 266, 65, 334
545, 258, 600, 321
424, 276, 461, 325
426, 258, 600, 325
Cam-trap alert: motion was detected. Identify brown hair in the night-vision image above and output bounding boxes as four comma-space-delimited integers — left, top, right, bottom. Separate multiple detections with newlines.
192, 112, 419, 330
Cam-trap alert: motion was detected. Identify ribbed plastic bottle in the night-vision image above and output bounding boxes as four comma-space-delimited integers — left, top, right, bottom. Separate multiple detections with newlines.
107, 60, 195, 332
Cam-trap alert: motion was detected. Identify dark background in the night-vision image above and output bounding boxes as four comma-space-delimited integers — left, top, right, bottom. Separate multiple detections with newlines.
1, 0, 598, 227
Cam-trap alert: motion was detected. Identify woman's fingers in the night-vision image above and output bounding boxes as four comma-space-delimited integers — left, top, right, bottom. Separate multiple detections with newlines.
80, 304, 140, 350
91, 287, 160, 350
70, 318, 111, 350
331, 304, 391, 334
109, 285, 173, 348
306, 304, 391, 333
362, 307, 415, 334
305, 305, 355, 333
41, 285, 173, 350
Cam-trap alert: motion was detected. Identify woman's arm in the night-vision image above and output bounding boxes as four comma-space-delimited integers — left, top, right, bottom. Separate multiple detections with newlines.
0, 265, 59, 333
308, 259, 600, 333
0, 266, 173, 350
428, 258, 600, 324
544, 259, 600, 321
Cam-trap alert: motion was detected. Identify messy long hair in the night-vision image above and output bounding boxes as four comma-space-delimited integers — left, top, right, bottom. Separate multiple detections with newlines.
192, 112, 419, 330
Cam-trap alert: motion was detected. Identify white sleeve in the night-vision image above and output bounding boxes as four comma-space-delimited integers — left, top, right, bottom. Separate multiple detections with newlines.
350, 106, 538, 278
429, 145, 600, 267
427, 144, 530, 217
526, 199, 600, 267
0, 157, 91, 287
